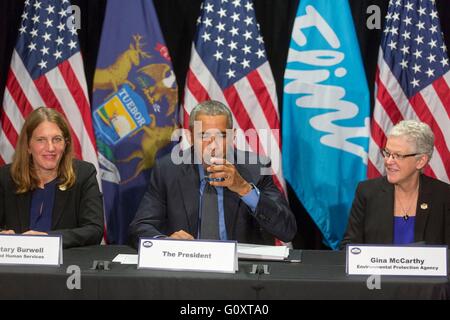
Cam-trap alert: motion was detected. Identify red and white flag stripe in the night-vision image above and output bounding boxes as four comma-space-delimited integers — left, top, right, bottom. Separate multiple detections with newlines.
369, 49, 450, 183
181, 47, 286, 192
0, 50, 99, 176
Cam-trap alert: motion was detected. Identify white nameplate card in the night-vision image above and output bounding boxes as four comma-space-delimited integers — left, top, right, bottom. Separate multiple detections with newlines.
0, 235, 63, 266
138, 238, 238, 273
346, 245, 447, 276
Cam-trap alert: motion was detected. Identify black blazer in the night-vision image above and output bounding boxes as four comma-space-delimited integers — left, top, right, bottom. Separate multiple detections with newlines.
129, 149, 296, 248
0, 160, 104, 248
340, 174, 450, 248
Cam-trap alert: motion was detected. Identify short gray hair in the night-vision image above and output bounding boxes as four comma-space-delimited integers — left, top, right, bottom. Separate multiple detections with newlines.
189, 100, 233, 129
389, 120, 434, 158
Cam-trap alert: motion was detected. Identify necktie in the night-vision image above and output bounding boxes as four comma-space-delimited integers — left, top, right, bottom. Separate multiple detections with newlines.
200, 181, 220, 240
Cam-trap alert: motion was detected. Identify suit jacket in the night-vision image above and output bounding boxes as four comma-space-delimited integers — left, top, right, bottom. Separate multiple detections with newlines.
0, 160, 104, 248
340, 174, 450, 248
129, 149, 296, 248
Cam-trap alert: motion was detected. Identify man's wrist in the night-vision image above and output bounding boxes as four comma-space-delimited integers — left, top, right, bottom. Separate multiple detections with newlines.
237, 182, 253, 197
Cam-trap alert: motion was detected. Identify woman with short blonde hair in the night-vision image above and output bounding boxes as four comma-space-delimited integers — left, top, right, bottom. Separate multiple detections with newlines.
341, 120, 450, 247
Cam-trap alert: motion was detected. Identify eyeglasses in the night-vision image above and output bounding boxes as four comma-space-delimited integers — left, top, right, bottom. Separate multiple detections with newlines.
197, 132, 227, 141
33, 136, 66, 146
381, 148, 419, 160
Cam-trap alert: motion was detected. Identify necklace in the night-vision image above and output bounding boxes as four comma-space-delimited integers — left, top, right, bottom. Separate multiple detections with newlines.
396, 185, 419, 221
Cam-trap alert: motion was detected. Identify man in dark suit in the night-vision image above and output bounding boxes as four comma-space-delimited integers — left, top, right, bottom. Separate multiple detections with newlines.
129, 100, 296, 247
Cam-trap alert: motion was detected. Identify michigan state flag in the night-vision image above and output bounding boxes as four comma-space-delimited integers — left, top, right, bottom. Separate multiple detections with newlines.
92, 0, 178, 244
282, 0, 370, 249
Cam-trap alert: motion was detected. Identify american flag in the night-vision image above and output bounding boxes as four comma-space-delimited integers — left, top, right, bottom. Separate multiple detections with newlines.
369, 0, 450, 183
182, 0, 285, 192
0, 0, 98, 172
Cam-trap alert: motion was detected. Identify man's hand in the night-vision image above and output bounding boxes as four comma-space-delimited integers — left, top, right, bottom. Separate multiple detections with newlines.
207, 158, 252, 196
0, 230, 15, 235
22, 230, 48, 236
169, 230, 195, 240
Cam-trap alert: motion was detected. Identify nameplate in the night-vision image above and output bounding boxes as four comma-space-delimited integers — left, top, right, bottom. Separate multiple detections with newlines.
346, 245, 447, 276
0, 235, 62, 266
138, 238, 238, 273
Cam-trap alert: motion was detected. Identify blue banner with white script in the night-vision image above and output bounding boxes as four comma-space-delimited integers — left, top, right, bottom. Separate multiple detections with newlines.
282, 0, 370, 249
92, 0, 178, 244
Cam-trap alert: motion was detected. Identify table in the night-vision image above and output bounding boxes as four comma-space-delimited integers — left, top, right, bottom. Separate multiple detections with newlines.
256, 250, 450, 300
0, 246, 448, 300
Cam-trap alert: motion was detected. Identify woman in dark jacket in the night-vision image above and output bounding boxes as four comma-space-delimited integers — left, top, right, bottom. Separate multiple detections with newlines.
0, 107, 103, 248
341, 120, 450, 248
